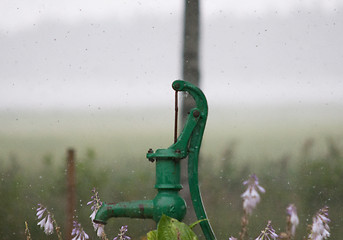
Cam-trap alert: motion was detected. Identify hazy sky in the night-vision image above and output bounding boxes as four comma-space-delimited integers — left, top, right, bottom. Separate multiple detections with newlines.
1, 0, 342, 109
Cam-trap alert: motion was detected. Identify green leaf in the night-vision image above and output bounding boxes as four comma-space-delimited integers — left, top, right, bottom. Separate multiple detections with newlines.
156, 214, 198, 240
147, 230, 158, 240
189, 219, 208, 229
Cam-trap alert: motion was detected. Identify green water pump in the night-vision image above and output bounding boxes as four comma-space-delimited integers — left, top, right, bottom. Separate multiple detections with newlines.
94, 80, 216, 239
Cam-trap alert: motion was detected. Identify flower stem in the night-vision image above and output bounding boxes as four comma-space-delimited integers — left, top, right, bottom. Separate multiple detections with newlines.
239, 210, 249, 240
51, 214, 63, 240
101, 231, 109, 240
25, 221, 32, 240
286, 215, 292, 240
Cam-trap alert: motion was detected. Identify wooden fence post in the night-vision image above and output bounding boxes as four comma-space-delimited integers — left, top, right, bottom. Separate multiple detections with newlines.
66, 148, 76, 240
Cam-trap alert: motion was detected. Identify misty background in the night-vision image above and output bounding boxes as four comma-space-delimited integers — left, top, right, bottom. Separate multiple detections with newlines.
1, 0, 342, 109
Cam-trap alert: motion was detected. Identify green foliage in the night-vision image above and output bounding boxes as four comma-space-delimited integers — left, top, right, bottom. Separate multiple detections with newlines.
147, 230, 158, 239
147, 215, 204, 240
0, 138, 342, 239
0, 156, 25, 239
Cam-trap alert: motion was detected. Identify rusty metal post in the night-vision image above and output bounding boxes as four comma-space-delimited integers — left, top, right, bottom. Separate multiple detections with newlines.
66, 148, 76, 240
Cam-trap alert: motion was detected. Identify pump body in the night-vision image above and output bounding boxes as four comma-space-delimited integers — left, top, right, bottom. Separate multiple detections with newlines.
94, 80, 216, 239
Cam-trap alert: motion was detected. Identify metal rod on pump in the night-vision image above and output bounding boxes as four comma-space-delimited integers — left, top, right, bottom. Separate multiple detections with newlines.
174, 90, 178, 144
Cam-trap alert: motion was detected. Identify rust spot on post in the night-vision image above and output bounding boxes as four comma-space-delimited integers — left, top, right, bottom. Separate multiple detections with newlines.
139, 204, 145, 217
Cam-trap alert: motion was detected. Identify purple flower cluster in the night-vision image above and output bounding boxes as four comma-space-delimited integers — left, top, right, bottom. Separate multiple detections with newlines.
71, 220, 89, 240
113, 225, 131, 240
87, 188, 105, 237
241, 174, 265, 215
286, 204, 299, 236
87, 188, 103, 212
255, 221, 278, 240
36, 204, 54, 235
309, 206, 330, 240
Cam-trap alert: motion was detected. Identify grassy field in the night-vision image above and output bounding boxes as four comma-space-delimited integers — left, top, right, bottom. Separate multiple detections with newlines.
1, 103, 343, 239
1, 104, 342, 166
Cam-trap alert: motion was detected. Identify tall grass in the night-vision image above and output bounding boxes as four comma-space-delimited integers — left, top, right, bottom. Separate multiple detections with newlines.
1, 138, 342, 239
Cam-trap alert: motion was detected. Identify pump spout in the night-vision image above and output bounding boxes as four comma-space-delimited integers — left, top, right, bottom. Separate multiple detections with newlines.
93, 200, 154, 225
93, 190, 187, 225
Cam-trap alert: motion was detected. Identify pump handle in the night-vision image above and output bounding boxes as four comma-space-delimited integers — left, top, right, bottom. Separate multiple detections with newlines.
172, 80, 217, 240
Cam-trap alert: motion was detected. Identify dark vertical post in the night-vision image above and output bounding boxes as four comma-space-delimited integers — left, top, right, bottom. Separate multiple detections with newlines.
181, 0, 200, 222
66, 148, 76, 240
182, 0, 200, 127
